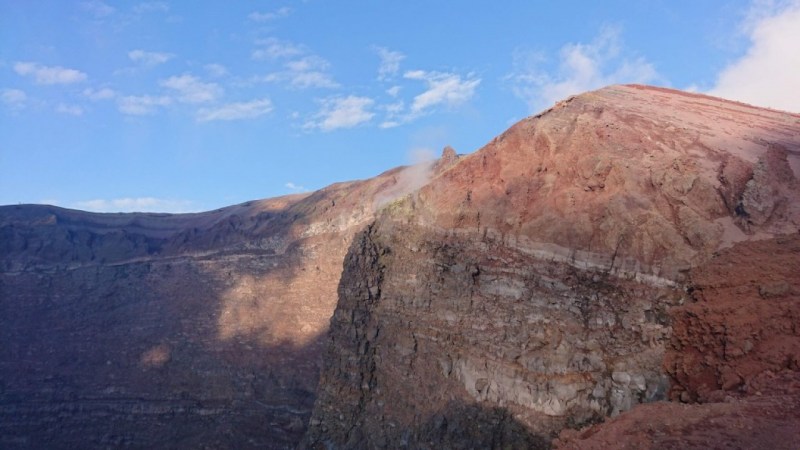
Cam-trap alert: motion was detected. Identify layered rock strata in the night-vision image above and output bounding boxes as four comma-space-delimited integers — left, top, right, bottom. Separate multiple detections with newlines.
304, 84, 800, 448
557, 234, 800, 449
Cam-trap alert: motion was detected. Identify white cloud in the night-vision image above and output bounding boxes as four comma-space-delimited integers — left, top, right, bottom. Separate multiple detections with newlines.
252, 38, 305, 60
384, 100, 404, 114
205, 63, 228, 78
305, 95, 375, 131
375, 47, 405, 80
386, 85, 401, 97
197, 98, 273, 122
285, 182, 307, 192
404, 70, 481, 116
14, 62, 88, 85
285, 71, 338, 89
117, 95, 171, 115
1, 88, 27, 109
379, 100, 404, 128
160, 74, 222, 103
73, 197, 198, 213
56, 103, 84, 116
708, 1, 800, 112
252, 38, 338, 89
83, 87, 116, 100
507, 27, 658, 112
128, 49, 173, 66
249, 7, 292, 22
261, 55, 339, 89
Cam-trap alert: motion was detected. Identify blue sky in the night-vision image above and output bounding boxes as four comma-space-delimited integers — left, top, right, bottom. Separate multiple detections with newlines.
1, 0, 799, 212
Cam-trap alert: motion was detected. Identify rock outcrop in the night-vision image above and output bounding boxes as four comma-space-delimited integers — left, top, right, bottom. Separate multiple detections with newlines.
3, 84, 799, 449
556, 234, 800, 450
303, 85, 800, 448
0, 162, 450, 448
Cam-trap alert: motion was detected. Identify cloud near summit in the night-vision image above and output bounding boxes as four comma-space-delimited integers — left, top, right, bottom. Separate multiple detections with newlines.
708, 1, 800, 112
506, 27, 658, 113
404, 70, 481, 116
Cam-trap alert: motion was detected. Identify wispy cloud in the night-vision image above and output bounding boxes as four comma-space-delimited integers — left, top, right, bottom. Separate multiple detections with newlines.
1, 88, 27, 110
133, 2, 169, 14
708, 1, 800, 112
204, 63, 228, 78
249, 7, 292, 22
285, 182, 307, 192
160, 74, 222, 103
376, 69, 481, 128
305, 95, 375, 131
197, 98, 273, 122
56, 103, 84, 116
404, 70, 481, 116
251, 38, 305, 60
128, 49, 173, 66
117, 95, 171, 115
506, 27, 657, 112
261, 55, 339, 89
83, 87, 116, 100
378, 100, 405, 128
80, 0, 115, 18
14, 62, 88, 85
375, 46, 405, 80
72, 197, 198, 213
252, 38, 338, 89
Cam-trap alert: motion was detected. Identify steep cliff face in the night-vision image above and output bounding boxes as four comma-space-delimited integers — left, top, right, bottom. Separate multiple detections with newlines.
3, 84, 798, 448
0, 164, 439, 448
556, 234, 800, 450
304, 85, 800, 448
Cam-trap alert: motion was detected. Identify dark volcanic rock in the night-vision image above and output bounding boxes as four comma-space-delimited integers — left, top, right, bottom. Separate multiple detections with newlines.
0, 161, 458, 448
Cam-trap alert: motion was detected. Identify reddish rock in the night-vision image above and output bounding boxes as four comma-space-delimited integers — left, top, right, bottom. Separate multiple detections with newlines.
555, 372, 800, 450
304, 85, 800, 448
3, 84, 799, 449
665, 234, 800, 403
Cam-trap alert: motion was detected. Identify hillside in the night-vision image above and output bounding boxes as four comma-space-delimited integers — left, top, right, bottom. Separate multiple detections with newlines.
0, 162, 445, 448
302, 85, 800, 448
1, 84, 798, 449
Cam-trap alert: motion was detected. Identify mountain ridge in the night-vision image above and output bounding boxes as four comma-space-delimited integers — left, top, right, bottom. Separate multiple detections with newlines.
2, 84, 799, 448
302, 84, 800, 448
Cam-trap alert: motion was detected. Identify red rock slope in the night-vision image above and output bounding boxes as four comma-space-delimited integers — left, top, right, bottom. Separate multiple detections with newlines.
303, 85, 800, 448
557, 233, 800, 450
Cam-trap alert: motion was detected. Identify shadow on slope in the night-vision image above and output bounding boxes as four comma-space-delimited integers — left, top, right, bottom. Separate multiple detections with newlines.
0, 159, 446, 449
0, 196, 348, 449
0, 254, 326, 449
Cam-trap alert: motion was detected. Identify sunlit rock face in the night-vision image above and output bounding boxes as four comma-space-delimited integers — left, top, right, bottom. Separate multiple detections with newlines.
303, 85, 800, 448
3, 84, 799, 449
0, 162, 443, 449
